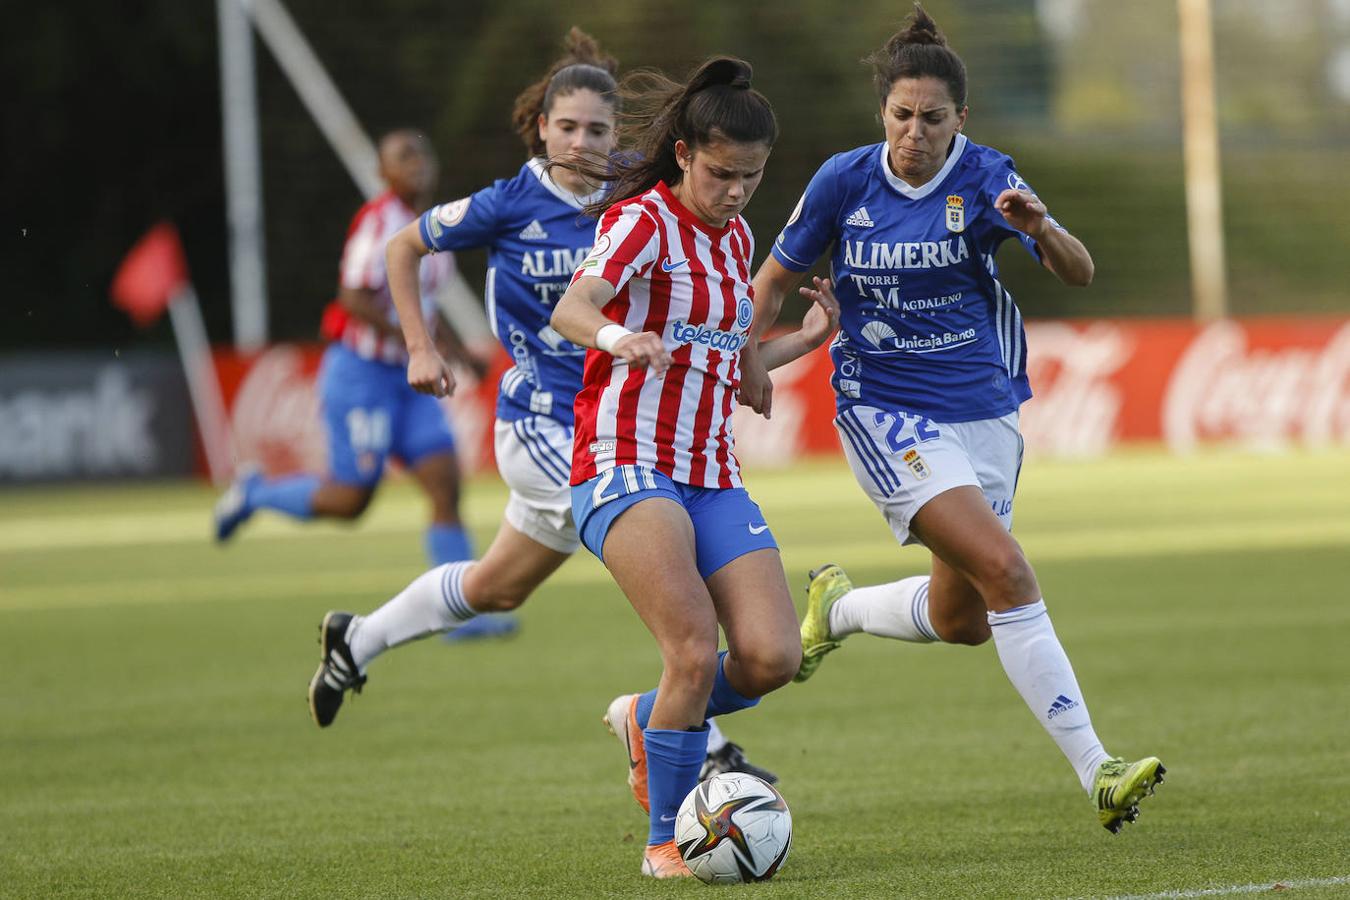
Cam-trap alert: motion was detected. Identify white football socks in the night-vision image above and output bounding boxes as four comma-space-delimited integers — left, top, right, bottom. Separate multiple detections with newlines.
347, 561, 478, 670
827, 576, 939, 643
705, 719, 728, 754
988, 600, 1110, 793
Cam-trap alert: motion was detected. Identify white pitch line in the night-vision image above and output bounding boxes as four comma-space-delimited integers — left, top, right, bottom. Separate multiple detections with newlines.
1097, 874, 1350, 899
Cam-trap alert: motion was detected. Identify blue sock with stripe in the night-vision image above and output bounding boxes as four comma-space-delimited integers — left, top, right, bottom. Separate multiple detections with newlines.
634, 652, 758, 730
247, 474, 319, 519
426, 524, 473, 565
644, 726, 709, 845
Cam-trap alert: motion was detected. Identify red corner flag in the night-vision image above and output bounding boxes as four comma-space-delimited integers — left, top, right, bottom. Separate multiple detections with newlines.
111, 222, 190, 327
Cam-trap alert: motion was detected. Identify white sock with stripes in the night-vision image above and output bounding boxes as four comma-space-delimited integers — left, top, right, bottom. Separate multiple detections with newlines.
347, 562, 478, 670
827, 576, 939, 643
988, 600, 1111, 793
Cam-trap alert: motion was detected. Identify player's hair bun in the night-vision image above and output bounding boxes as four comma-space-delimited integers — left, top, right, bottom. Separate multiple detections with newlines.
688, 57, 754, 93
889, 3, 947, 49
866, 3, 967, 106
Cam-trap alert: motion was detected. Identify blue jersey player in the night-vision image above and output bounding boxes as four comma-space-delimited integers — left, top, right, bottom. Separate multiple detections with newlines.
741, 6, 1165, 835
305, 29, 775, 787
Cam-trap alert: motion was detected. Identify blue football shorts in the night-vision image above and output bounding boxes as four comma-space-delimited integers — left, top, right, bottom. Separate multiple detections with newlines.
570, 465, 778, 579
318, 343, 457, 488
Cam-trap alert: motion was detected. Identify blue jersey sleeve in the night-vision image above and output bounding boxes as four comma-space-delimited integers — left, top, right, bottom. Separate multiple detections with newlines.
419, 184, 503, 253
771, 156, 845, 272
982, 160, 1065, 260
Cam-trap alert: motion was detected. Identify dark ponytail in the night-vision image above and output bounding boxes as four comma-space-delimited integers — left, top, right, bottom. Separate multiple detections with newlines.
866, 3, 967, 107
576, 56, 778, 218
511, 27, 619, 157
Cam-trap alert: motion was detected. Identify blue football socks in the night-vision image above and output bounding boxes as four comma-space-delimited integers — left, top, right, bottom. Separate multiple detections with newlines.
635, 651, 758, 730
248, 475, 320, 519
644, 726, 709, 845
426, 523, 474, 565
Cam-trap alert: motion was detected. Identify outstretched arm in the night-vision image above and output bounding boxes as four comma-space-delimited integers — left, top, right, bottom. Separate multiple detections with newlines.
758, 275, 840, 371
741, 257, 839, 417
995, 188, 1094, 287
740, 256, 804, 418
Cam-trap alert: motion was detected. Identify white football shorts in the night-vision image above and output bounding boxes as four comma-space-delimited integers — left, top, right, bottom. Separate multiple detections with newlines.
493, 416, 580, 554
834, 405, 1023, 546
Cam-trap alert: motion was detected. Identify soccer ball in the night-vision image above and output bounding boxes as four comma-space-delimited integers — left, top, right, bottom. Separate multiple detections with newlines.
674, 772, 792, 884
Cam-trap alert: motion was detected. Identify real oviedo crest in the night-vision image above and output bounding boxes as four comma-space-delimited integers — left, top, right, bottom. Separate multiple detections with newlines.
944, 195, 965, 234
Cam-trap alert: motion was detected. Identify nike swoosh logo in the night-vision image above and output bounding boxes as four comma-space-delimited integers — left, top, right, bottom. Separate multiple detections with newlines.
659, 815, 677, 823
661, 258, 688, 272
748, 523, 769, 535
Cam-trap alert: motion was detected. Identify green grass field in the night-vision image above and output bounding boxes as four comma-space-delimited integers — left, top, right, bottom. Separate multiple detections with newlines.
3, 450, 1349, 899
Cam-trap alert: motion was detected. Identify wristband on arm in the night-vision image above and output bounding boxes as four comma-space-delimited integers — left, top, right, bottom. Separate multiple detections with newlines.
595, 323, 634, 354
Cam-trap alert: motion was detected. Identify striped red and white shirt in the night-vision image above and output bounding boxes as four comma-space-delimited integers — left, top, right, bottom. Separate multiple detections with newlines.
337, 191, 455, 365
570, 181, 758, 489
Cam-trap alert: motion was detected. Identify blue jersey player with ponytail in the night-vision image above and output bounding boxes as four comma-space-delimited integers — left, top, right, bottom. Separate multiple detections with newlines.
740, 4, 1166, 835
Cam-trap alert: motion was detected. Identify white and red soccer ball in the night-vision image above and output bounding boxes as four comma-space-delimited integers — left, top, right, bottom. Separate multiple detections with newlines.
675, 772, 792, 884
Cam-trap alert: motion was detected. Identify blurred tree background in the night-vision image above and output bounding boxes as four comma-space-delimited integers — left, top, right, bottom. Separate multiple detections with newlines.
6, 0, 1348, 351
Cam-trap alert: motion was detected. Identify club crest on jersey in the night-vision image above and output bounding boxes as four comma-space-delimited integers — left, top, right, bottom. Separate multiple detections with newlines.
944, 195, 965, 233
902, 448, 931, 480
736, 298, 754, 329
436, 197, 472, 228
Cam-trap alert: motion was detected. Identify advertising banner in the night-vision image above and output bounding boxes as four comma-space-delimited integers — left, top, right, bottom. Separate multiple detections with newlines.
207, 317, 1350, 480
0, 353, 195, 482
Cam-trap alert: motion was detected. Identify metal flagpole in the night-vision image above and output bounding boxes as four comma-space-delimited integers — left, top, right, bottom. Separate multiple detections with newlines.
1178, 0, 1229, 321
242, 0, 491, 341
216, 0, 269, 350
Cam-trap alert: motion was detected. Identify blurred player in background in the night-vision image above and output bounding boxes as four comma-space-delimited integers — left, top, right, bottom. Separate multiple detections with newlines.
740, 4, 1165, 834
212, 130, 486, 583
551, 56, 835, 878
306, 30, 778, 786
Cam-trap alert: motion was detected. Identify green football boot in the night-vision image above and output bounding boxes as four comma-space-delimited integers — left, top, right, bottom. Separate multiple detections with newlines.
794, 564, 854, 683
1093, 756, 1166, 833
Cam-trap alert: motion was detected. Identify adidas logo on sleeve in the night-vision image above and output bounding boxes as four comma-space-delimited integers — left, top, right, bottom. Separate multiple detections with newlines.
518, 220, 550, 240
844, 206, 874, 228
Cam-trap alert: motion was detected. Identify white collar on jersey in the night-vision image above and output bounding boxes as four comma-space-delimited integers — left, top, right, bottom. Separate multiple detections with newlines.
878, 133, 968, 200
527, 157, 606, 211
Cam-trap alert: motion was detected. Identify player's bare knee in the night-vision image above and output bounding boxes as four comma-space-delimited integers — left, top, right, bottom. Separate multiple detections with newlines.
663, 641, 719, 690
981, 547, 1038, 608
472, 583, 528, 612
733, 642, 799, 693
941, 616, 992, 646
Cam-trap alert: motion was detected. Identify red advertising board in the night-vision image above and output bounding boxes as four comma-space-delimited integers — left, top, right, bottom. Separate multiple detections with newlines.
1021, 317, 1350, 455
209, 317, 1350, 479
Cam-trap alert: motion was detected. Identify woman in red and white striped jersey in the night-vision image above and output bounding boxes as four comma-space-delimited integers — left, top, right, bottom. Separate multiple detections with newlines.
550, 56, 837, 878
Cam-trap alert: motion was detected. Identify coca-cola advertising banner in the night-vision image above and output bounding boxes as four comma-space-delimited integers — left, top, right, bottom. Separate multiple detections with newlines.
212, 317, 1350, 479
1020, 317, 1350, 456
